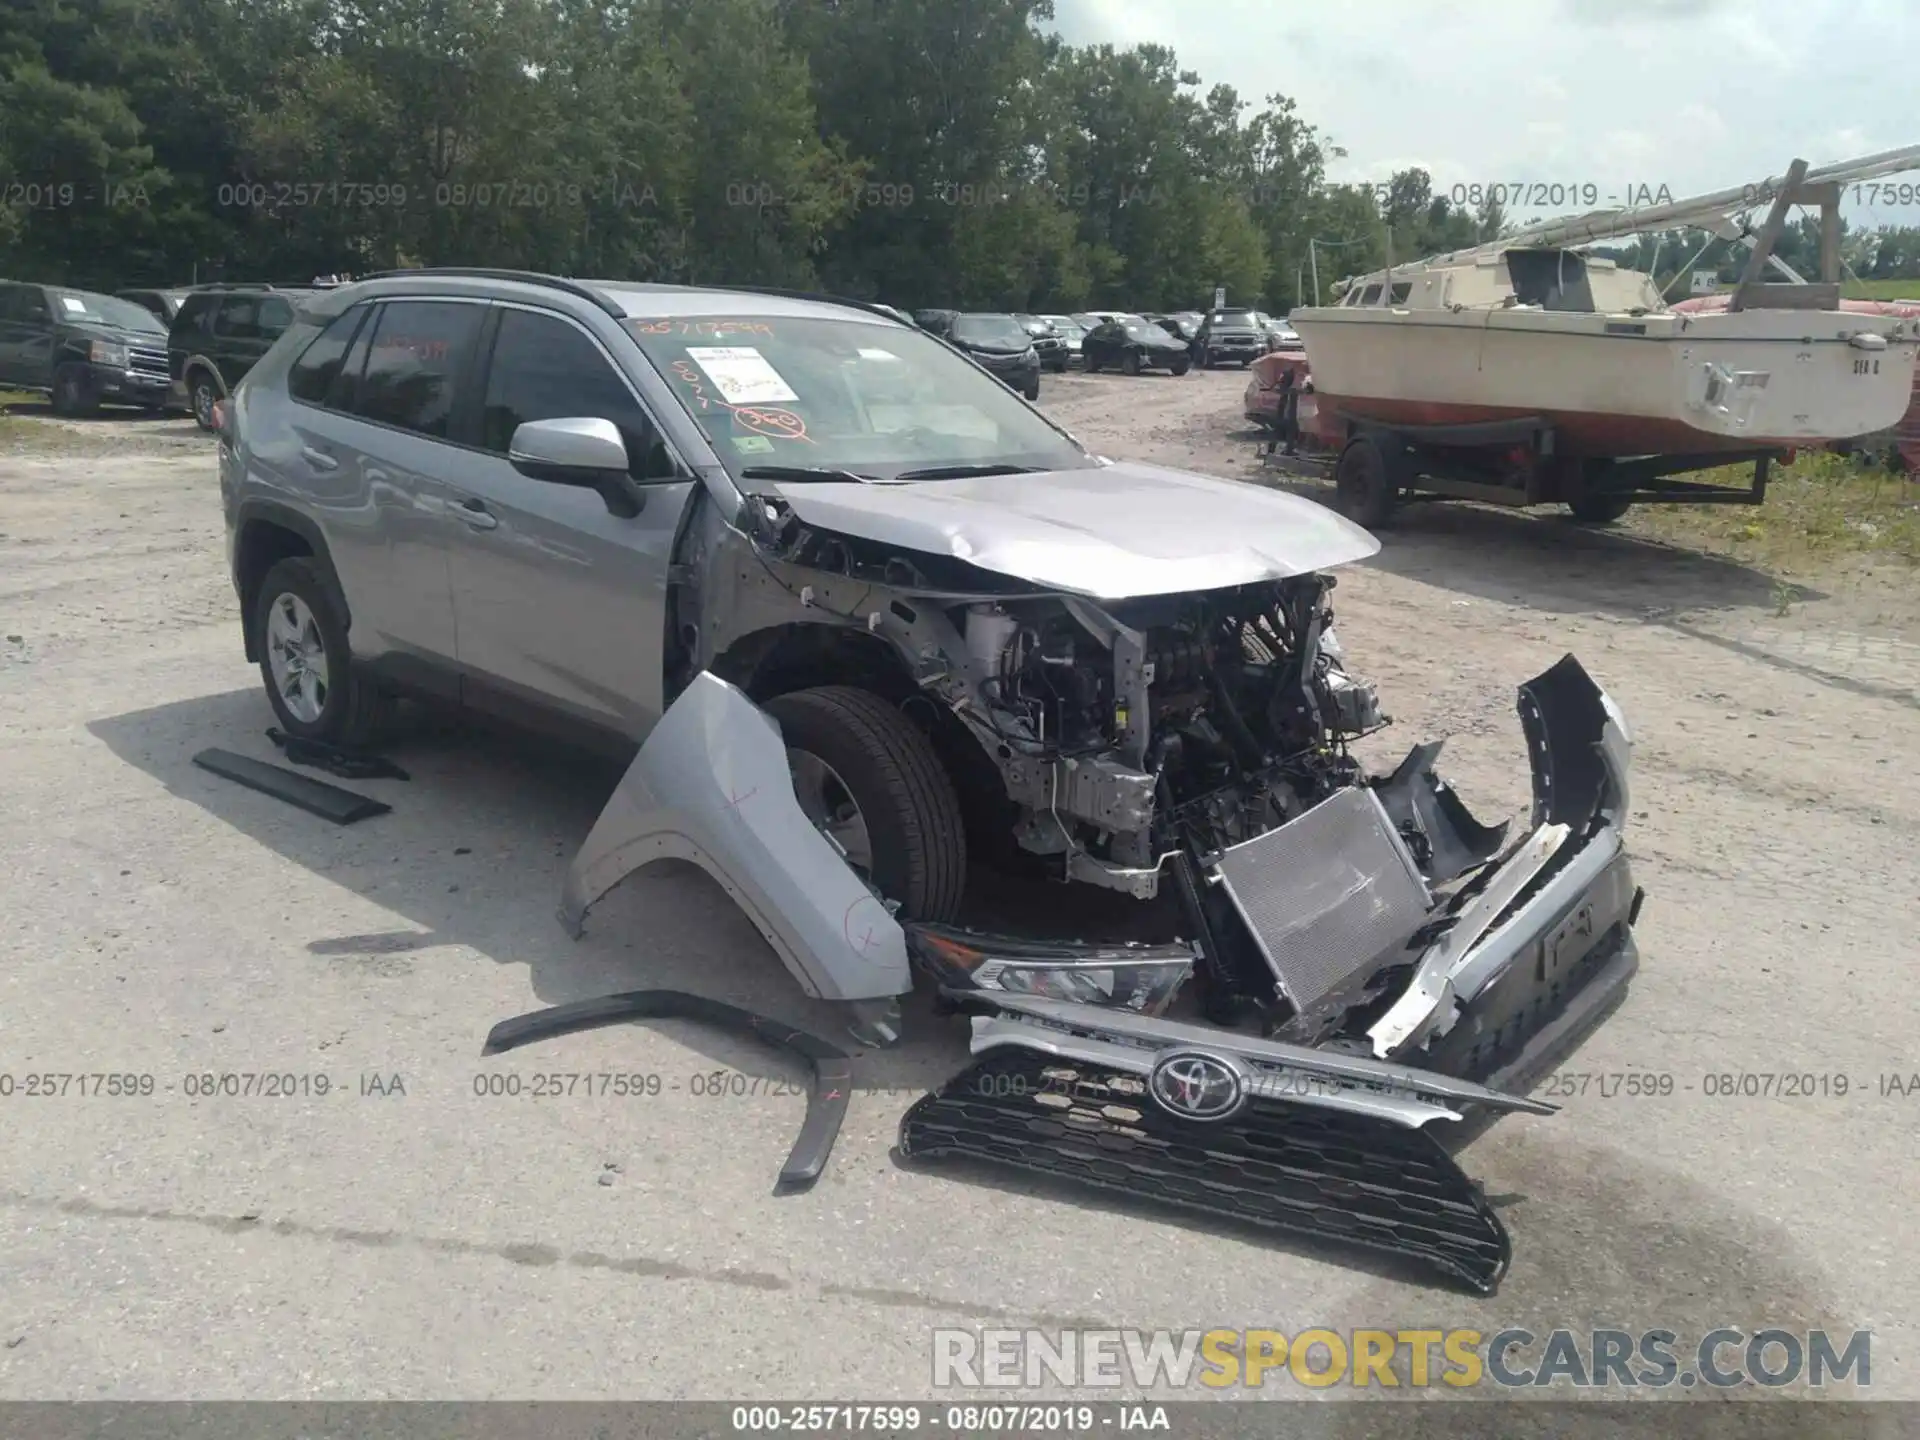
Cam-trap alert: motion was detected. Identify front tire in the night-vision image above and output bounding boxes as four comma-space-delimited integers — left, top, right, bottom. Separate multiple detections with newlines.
764, 686, 966, 923
51, 365, 99, 418
1022, 376, 1040, 401
1170, 357, 1191, 376
254, 556, 394, 747
1121, 350, 1141, 376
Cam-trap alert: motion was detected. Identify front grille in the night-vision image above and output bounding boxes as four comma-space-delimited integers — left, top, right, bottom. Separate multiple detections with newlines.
1213, 787, 1433, 1013
901, 1047, 1512, 1293
128, 345, 169, 381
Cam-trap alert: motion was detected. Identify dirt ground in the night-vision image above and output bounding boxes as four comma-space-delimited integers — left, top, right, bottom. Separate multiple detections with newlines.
2, 372, 1917, 1403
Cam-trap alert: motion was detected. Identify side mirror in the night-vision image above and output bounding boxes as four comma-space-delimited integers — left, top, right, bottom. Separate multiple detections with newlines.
508, 416, 671, 518
509, 416, 631, 482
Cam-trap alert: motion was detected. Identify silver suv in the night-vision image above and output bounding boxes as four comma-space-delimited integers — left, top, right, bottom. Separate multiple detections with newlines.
221, 269, 1635, 1068
220, 269, 1640, 1284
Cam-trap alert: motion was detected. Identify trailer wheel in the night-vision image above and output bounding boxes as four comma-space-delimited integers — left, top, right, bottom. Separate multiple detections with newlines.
1334, 436, 1401, 529
1566, 492, 1634, 524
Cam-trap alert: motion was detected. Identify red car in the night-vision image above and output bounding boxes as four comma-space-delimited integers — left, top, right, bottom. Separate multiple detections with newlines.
1672, 294, 1920, 473
1243, 344, 1341, 451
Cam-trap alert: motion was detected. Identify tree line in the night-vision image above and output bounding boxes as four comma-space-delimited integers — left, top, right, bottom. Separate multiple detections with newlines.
4, 0, 1917, 312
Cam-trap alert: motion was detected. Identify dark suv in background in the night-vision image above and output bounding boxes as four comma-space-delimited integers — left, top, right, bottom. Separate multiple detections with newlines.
1013, 314, 1068, 373
1192, 308, 1268, 368
170, 283, 315, 430
0, 279, 173, 414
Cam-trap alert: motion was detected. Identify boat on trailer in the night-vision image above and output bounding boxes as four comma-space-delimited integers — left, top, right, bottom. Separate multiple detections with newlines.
1281, 146, 1920, 525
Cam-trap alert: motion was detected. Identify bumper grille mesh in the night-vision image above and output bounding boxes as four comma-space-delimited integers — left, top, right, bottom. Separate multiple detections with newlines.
900, 1048, 1512, 1294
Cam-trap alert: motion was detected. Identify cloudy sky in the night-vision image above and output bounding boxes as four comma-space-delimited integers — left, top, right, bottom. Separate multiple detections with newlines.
1050, 0, 1920, 226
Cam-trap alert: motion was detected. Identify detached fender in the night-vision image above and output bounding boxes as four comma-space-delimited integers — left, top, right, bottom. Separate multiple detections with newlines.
558, 670, 912, 1002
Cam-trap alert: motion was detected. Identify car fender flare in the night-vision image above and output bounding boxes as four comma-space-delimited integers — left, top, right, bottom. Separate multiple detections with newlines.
234, 498, 351, 660
482, 989, 854, 1192
181, 354, 230, 395
558, 670, 913, 1004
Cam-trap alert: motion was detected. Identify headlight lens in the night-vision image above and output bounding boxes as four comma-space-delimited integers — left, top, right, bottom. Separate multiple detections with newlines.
89, 340, 129, 367
908, 925, 1195, 1016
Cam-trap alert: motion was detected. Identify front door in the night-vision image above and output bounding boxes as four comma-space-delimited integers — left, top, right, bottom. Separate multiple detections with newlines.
442, 303, 693, 741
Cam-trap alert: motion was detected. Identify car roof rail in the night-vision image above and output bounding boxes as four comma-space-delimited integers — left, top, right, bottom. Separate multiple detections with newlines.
355, 266, 627, 319
709, 285, 911, 324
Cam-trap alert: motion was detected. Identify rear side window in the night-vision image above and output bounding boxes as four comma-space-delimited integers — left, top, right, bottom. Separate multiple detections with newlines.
350, 300, 483, 439
480, 309, 673, 476
287, 306, 370, 405
214, 295, 263, 339
173, 295, 214, 334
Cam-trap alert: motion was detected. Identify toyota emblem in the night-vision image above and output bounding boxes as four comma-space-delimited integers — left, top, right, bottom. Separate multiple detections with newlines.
1147, 1050, 1247, 1122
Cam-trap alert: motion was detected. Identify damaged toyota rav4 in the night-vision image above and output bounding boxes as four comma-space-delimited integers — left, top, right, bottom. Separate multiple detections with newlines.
222, 270, 1641, 1293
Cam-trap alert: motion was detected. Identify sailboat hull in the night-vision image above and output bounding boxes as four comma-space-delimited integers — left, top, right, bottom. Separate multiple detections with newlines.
1293, 306, 1919, 457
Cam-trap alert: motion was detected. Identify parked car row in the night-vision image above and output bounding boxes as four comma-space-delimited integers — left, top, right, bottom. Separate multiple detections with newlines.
0, 275, 334, 427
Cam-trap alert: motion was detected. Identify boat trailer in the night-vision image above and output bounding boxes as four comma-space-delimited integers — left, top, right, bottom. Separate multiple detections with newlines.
1260, 409, 1781, 526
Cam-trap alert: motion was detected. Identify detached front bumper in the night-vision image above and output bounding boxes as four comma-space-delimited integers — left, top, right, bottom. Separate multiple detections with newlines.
900, 654, 1642, 1292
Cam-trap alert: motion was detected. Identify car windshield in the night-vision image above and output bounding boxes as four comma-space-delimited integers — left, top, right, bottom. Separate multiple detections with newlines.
627, 315, 1091, 483
1049, 319, 1086, 339
1122, 320, 1164, 340
50, 291, 167, 333
1210, 310, 1257, 327
950, 314, 1031, 348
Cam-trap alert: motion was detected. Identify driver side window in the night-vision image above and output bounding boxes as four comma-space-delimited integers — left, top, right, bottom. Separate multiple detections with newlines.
481, 308, 675, 478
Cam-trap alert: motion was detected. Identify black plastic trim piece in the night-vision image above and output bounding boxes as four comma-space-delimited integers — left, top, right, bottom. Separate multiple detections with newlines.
481, 991, 853, 1193
191, 748, 391, 824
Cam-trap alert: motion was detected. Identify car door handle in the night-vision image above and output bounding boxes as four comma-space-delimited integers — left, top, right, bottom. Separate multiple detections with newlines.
453, 496, 498, 530
300, 445, 339, 471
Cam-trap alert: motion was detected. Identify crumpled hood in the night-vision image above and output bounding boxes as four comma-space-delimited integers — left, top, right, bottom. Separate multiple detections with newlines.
771, 460, 1380, 598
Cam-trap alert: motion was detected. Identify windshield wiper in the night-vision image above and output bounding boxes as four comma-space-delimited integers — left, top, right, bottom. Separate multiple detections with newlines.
739, 464, 876, 484
891, 462, 1041, 481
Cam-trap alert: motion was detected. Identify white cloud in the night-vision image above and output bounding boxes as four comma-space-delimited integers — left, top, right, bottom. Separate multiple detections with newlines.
1048, 0, 1920, 217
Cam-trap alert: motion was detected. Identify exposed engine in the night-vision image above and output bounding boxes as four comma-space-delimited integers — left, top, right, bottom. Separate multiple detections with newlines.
955, 575, 1386, 869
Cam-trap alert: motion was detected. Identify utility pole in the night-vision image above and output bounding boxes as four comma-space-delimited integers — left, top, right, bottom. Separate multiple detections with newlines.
1309, 239, 1322, 306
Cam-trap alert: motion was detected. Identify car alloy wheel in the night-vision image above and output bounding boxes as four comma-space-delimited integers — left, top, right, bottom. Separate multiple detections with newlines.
191, 374, 219, 431
786, 749, 875, 878
265, 590, 331, 724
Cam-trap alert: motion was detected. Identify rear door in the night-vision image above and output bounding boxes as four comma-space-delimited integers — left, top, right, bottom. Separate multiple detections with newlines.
278, 297, 482, 685
441, 302, 693, 740
210, 292, 294, 388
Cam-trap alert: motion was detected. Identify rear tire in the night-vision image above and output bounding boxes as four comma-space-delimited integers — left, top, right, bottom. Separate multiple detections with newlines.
188, 369, 222, 432
254, 557, 395, 747
1334, 435, 1402, 529
764, 686, 966, 924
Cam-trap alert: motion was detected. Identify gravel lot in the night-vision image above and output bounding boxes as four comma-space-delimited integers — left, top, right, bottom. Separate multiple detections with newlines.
2, 372, 1917, 1402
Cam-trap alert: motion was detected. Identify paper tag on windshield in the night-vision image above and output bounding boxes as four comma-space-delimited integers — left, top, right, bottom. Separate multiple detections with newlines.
686, 347, 798, 404
61, 297, 86, 313
857, 347, 900, 360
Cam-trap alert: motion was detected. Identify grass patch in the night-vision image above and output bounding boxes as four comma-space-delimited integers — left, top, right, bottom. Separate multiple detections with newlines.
0, 388, 41, 409
1626, 451, 1920, 571
1841, 278, 1920, 302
